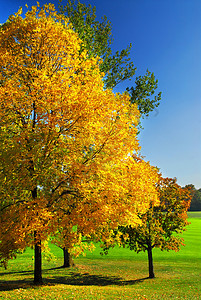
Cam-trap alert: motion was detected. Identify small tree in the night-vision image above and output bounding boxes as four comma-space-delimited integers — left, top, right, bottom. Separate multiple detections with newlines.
118, 176, 191, 278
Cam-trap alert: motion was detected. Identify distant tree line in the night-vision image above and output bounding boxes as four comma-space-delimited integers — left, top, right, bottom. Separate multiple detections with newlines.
185, 185, 201, 211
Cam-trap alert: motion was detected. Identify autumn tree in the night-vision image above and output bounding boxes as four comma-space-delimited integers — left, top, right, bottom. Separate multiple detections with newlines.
54, 0, 161, 266
0, 3, 158, 283
116, 177, 191, 278
48, 155, 159, 267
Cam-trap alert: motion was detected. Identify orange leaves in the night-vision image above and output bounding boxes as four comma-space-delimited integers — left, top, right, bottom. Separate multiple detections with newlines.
157, 176, 192, 224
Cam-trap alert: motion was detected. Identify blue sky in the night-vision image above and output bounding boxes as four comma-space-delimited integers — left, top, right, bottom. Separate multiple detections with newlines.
0, 0, 200, 188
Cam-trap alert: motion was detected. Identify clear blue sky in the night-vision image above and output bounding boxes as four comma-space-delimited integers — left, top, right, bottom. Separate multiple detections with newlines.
1, 0, 200, 188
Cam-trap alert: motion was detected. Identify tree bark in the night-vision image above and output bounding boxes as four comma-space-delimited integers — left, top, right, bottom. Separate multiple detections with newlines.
63, 247, 75, 267
32, 187, 43, 284
147, 242, 155, 278
34, 231, 43, 284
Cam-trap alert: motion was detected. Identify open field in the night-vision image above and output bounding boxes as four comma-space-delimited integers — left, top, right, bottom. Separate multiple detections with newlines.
0, 213, 200, 299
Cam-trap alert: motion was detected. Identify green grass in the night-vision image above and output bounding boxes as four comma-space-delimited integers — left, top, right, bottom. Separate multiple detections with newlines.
0, 214, 200, 299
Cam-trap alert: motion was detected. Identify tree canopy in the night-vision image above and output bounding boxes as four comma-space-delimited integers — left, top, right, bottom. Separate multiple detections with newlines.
0, 3, 159, 283
58, 0, 161, 117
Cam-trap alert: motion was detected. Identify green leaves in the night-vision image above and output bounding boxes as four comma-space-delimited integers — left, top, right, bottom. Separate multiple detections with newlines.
127, 70, 162, 117
59, 0, 112, 59
102, 44, 136, 89
59, 1, 161, 118
58, 0, 136, 89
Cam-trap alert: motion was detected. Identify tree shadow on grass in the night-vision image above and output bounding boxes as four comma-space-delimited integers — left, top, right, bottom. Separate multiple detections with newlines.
0, 268, 150, 292
44, 271, 149, 287
0, 270, 33, 276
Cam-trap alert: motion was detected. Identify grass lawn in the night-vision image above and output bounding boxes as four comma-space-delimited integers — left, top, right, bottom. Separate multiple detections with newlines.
0, 212, 200, 299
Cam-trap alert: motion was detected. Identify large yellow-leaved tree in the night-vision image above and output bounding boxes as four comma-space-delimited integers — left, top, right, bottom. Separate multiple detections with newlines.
0, 4, 158, 284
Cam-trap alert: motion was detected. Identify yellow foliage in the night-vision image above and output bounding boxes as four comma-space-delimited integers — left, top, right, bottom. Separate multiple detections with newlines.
0, 4, 159, 261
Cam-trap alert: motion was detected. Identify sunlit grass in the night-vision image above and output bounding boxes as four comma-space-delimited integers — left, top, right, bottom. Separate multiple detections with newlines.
0, 214, 200, 299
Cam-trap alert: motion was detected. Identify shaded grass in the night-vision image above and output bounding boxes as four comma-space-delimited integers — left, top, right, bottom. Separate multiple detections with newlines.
0, 216, 200, 299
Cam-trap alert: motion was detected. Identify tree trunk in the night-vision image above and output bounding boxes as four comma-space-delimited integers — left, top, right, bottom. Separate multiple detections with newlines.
34, 231, 43, 284
147, 242, 155, 278
32, 187, 43, 284
63, 247, 75, 267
